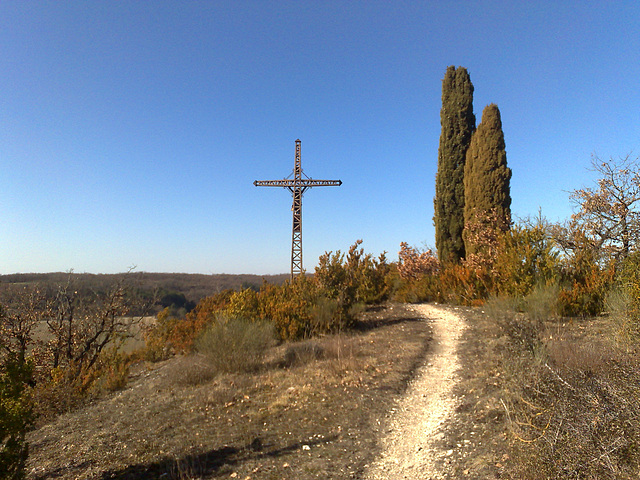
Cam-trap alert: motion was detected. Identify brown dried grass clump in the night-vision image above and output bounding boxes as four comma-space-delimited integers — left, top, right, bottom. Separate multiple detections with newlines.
497, 304, 640, 479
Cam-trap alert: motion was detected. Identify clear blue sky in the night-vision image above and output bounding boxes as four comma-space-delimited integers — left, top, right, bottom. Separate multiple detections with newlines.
1, 1, 638, 275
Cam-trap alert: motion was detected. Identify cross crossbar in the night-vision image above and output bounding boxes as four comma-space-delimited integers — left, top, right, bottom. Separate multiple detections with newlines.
254, 139, 342, 278
253, 179, 342, 188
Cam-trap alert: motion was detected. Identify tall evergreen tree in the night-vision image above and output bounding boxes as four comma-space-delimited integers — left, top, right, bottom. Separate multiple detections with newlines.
434, 66, 476, 263
463, 103, 512, 257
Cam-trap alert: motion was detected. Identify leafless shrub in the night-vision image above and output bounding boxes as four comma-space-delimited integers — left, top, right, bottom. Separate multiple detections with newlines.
161, 355, 216, 387
500, 313, 640, 479
483, 294, 521, 321
606, 287, 640, 350
282, 341, 324, 368
323, 335, 361, 376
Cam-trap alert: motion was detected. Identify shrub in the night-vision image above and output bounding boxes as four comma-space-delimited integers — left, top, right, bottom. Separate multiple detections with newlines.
258, 276, 316, 340
393, 274, 440, 303
397, 242, 439, 280
606, 288, 639, 349
226, 288, 260, 320
144, 290, 234, 359
502, 326, 640, 479
606, 252, 640, 347
307, 296, 341, 336
523, 283, 559, 322
556, 264, 614, 317
483, 294, 521, 321
282, 341, 324, 368
437, 263, 486, 305
394, 243, 441, 303
194, 317, 276, 373
315, 240, 391, 324
494, 221, 560, 299
91, 347, 133, 393
0, 353, 34, 480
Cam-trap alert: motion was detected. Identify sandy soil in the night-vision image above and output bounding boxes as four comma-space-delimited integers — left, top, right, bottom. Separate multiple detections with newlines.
364, 304, 466, 479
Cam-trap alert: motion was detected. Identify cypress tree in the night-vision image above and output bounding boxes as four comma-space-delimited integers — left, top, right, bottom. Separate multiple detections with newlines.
434, 66, 476, 263
463, 103, 512, 257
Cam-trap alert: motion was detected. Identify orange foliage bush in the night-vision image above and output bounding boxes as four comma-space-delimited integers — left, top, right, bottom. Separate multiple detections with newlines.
437, 263, 486, 306
145, 242, 393, 351
144, 289, 234, 359
397, 242, 440, 280
557, 264, 614, 317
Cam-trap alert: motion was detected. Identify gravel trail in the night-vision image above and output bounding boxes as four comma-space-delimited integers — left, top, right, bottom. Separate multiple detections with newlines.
364, 304, 466, 479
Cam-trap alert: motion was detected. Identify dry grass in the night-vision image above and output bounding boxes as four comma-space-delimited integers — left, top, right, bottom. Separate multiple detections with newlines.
26, 303, 434, 480
430, 296, 640, 480
495, 305, 640, 479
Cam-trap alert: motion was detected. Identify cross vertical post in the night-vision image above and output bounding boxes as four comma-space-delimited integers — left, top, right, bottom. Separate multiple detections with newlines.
254, 139, 342, 279
291, 140, 304, 277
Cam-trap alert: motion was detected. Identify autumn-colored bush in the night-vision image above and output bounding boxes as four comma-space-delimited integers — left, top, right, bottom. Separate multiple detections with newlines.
397, 242, 439, 280
143, 289, 234, 360
144, 243, 392, 352
315, 240, 390, 328
462, 209, 509, 281
556, 263, 614, 317
0, 276, 153, 427
392, 274, 440, 304
258, 275, 317, 340
226, 287, 260, 320
316, 240, 390, 305
437, 263, 486, 305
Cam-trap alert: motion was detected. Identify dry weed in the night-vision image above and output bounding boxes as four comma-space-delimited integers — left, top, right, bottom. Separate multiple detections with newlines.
500, 310, 640, 479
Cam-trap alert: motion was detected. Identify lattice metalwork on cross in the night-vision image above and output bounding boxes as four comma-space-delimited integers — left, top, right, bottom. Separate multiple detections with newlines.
254, 139, 342, 279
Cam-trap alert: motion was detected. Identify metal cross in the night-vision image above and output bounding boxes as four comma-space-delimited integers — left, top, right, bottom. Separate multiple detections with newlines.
254, 139, 342, 279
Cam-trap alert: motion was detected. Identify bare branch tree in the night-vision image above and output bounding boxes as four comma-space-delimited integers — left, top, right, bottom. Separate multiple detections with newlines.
0, 286, 47, 363
42, 271, 154, 386
564, 154, 640, 263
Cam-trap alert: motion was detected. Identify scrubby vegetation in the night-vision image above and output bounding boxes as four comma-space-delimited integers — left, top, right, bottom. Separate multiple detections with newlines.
143, 240, 391, 365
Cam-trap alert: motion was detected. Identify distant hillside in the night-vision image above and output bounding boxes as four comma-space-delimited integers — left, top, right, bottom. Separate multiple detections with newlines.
0, 272, 290, 305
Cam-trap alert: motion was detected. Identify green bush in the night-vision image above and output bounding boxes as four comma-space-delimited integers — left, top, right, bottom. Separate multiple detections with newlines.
0, 354, 34, 480
494, 222, 559, 299
194, 317, 277, 373
315, 240, 390, 324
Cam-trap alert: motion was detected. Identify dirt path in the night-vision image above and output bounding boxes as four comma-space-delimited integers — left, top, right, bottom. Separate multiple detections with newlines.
364, 304, 466, 479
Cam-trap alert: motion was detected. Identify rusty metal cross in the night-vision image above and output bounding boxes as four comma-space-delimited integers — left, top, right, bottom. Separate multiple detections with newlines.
254, 139, 342, 278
